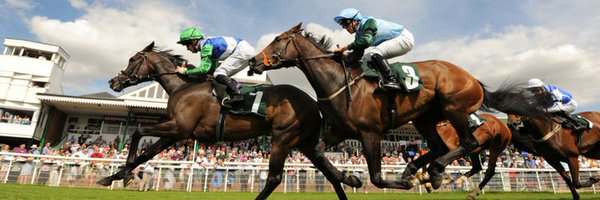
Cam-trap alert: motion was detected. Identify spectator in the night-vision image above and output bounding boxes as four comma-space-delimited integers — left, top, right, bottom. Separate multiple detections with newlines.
29, 145, 40, 155
68, 135, 77, 143
212, 158, 225, 191
42, 143, 52, 155
14, 144, 27, 154
139, 162, 155, 191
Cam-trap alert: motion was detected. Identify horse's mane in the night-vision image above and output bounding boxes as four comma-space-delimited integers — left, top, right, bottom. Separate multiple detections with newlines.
153, 47, 188, 66
302, 31, 333, 52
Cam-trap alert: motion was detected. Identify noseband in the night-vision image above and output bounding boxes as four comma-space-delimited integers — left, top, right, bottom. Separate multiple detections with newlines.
117, 51, 179, 87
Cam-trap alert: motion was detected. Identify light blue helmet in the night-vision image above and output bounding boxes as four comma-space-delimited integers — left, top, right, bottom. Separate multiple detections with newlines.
333, 8, 362, 24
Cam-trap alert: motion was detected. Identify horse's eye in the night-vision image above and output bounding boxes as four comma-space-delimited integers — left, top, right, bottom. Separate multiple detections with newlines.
129, 58, 134, 63
274, 37, 281, 42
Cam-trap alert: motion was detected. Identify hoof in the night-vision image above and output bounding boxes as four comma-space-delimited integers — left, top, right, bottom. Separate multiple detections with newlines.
123, 174, 134, 187
399, 178, 415, 189
466, 192, 478, 200
346, 175, 363, 188
97, 176, 114, 186
429, 174, 443, 190
425, 183, 433, 193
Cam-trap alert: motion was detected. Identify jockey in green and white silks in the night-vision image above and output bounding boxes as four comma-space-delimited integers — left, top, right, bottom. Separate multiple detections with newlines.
333, 8, 414, 90
176, 27, 256, 105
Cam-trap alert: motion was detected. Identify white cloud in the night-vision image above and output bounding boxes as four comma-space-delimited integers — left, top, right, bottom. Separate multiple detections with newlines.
68, 0, 88, 9
28, 1, 194, 95
6, 0, 35, 10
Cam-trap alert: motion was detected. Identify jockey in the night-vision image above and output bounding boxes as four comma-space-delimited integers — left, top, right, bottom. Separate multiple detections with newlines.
333, 8, 414, 90
176, 27, 255, 105
527, 78, 586, 131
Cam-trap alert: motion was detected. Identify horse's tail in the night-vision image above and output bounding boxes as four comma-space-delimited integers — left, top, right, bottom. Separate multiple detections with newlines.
479, 81, 548, 119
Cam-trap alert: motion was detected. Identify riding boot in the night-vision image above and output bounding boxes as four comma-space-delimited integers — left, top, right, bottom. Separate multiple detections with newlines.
371, 54, 402, 90
215, 75, 244, 106
560, 111, 585, 131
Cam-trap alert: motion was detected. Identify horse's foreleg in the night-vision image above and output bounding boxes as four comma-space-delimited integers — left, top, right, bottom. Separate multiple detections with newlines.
546, 157, 580, 200
360, 133, 412, 189
300, 140, 357, 200
126, 121, 176, 166
567, 157, 599, 188
401, 149, 444, 179
255, 144, 290, 200
97, 121, 178, 187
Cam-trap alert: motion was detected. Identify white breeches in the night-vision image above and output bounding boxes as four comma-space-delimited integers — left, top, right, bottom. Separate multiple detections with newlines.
214, 41, 256, 77
362, 29, 415, 62
546, 100, 578, 113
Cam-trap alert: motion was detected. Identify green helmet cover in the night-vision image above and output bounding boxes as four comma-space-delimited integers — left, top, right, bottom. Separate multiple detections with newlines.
178, 27, 204, 44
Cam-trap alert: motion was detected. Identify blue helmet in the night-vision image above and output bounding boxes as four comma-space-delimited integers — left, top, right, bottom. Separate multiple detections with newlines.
333, 8, 362, 24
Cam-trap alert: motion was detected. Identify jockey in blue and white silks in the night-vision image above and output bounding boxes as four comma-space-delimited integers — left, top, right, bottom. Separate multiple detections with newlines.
528, 78, 578, 113
528, 78, 586, 130
333, 8, 414, 90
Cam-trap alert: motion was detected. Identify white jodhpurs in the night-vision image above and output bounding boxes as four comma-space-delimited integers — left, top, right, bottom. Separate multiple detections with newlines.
362, 29, 415, 62
213, 40, 256, 77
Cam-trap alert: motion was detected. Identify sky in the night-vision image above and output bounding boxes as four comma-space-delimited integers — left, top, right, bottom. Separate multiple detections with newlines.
1, 0, 599, 111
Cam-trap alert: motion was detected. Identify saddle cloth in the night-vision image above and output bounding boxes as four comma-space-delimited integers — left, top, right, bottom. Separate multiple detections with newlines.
212, 83, 269, 117
360, 62, 424, 92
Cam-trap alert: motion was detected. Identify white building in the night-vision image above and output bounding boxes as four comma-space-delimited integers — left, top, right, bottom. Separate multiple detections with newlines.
0, 38, 69, 145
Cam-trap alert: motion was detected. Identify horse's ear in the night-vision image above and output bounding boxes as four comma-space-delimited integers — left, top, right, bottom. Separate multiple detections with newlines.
143, 41, 155, 52
290, 22, 302, 33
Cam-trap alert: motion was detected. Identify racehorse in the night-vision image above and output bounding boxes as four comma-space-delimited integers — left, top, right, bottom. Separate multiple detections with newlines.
508, 110, 600, 200
434, 113, 512, 199
248, 23, 543, 190
97, 42, 360, 200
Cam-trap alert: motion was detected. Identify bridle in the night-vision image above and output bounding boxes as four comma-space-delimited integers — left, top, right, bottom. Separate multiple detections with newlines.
117, 51, 179, 87
258, 30, 371, 102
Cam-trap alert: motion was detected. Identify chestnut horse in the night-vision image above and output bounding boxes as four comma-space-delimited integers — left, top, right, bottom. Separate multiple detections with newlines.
249, 23, 542, 190
434, 113, 512, 199
97, 42, 360, 200
508, 111, 600, 200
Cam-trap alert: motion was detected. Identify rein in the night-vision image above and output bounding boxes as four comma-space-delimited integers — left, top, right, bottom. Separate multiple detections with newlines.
261, 31, 370, 102
532, 123, 561, 143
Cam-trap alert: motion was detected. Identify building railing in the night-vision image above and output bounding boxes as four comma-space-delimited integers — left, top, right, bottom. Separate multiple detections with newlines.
1, 152, 599, 195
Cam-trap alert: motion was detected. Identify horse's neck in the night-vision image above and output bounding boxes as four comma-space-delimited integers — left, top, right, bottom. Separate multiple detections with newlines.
154, 67, 194, 95
529, 117, 558, 138
296, 39, 357, 108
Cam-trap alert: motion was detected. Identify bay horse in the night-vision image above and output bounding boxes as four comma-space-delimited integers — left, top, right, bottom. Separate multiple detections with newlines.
433, 113, 512, 199
508, 111, 600, 200
97, 42, 360, 200
248, 23, 543, 190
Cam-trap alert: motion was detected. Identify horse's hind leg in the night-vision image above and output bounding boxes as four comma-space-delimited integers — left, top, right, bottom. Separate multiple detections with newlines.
403, 118, 447, 180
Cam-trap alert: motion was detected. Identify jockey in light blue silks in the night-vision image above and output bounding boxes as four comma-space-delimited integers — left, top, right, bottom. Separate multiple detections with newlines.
527, 78, 586, 131
333, 8, 415, 90
176, 27, 256, 105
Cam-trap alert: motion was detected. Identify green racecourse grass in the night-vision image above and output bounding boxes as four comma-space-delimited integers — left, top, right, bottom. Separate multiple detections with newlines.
1, 184, 599, 200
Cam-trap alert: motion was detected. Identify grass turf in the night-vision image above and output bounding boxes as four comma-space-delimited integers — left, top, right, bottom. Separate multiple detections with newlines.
1, 184, 599, 200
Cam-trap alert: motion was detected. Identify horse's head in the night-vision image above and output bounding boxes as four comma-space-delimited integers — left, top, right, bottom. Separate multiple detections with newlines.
249, 23, 304, 74
109, 42, 185, 92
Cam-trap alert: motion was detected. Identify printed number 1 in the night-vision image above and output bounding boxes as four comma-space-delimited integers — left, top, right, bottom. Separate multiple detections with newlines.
401, 65, 419, 90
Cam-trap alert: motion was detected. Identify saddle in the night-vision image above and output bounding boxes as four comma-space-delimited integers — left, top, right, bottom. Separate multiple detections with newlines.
208, 79, 270, 141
